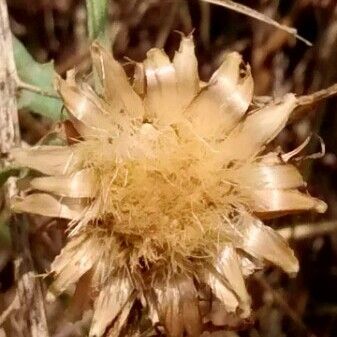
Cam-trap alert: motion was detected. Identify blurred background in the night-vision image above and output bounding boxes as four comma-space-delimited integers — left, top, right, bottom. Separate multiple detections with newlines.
1, 0, 337, 336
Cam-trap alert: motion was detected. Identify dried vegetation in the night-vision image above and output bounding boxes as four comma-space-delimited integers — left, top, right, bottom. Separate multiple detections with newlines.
1, 1, 337, 337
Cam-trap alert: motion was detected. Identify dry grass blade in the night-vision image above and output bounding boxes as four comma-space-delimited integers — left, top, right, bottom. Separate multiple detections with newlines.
201, 0, 312, 45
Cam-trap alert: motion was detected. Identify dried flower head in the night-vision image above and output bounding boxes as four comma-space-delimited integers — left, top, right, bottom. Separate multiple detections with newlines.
11, 36, 326, 337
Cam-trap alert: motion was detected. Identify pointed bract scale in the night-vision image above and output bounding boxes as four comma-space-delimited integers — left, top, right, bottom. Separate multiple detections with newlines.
203, 268, 239, 314
47, 235, 98, 301
238, 216, 299, 274
30, 169, 97, 198
186, 52, 253, 139
239, 255, 263, 277
177, 277, 202, 337
154, 276, 202, 337
221, 94, 297, 160
106, 293, 136, 337
57, 77, 115, 137
209, 52, 253, 124
11, 193, 85, 220
144, 291, 160, 326
251, 189, 327, 217
144, 48, 182, 125
155, 280, 184, 337
230, 163, 304, 190
173, 35, 200, 109
91, 43, 145, 119
213, 245, 251, 318
89, 274, 134, 337
11, 146, 74, 176
133, 62, 146, 96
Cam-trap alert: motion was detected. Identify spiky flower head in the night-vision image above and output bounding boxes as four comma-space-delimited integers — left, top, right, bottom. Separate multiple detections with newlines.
12, 36, 326, 337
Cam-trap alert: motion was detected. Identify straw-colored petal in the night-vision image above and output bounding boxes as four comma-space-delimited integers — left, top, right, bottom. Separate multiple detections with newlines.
186, 52, 253, 139
68, 271, 93, 320
57, 77, 114, 135
11, 193, 85, 219
155, 276, 201, 337
221, 94, 297, 160
214, 245, 251, 318
106, 293, 136, 337
155, 280, 184, 337
177, 277, 202, 337
133, 62, 145, 96
232, 163, 304, 190
11, 146, 74, 176
47, 235, 98, 301
91, 43, 145, 119
144, 291, 160, 326
30, 169, 97, 198
240, 255, 263, 277
90, 274, 134, 337
239, 215, 299, 273
251, 189, 327, 217
203, 268, 239, 314
144, 49, 181, 124
209, 52, 253, 123
173, 36, 199, 108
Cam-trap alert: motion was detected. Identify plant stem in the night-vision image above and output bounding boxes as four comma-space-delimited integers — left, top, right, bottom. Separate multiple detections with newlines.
0, 1, 49, 336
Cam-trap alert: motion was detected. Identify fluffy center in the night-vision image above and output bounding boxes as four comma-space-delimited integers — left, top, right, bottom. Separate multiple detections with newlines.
74, 121, 249, 273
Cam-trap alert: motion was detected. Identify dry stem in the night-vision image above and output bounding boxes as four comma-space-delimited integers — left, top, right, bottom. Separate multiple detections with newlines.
0, 0, 49, 336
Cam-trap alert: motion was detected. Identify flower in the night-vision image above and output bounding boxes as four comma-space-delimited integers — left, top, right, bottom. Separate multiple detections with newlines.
11, 36, 326, 337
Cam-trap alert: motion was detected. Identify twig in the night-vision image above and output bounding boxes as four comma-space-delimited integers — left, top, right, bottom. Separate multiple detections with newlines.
0, 1, 49, 336
278, 220, 337, 241
255, 82, 337, 120
16, 80, 59, 99
299, 83, 337, 105
290, 83, 337, 122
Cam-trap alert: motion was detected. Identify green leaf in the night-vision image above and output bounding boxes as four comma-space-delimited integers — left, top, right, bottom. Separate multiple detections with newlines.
0, 167, 20, 188
86, 0, 108, 42
13, 35, 63, 121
